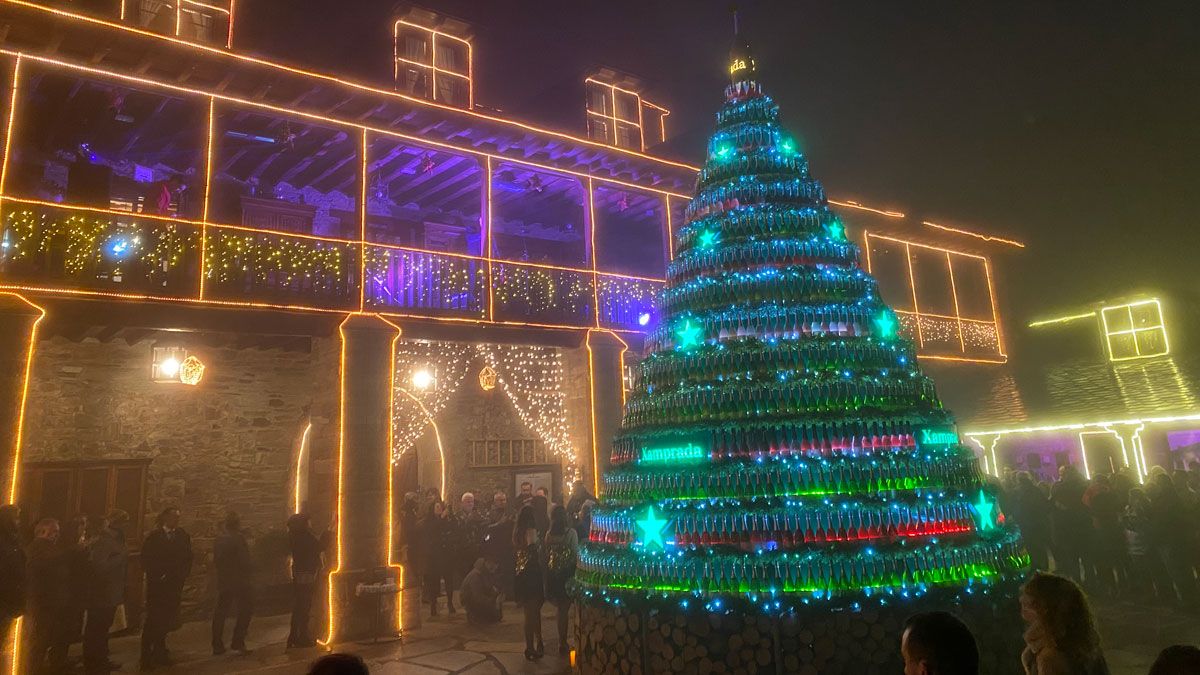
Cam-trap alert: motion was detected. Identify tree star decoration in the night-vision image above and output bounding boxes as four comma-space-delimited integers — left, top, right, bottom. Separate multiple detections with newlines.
972, 490, 996, 531
874, 310, 898, 340
635, 505, 670, 551
825, 219, 845, 242
698, 229, 720, 250
675, 319, 704, 350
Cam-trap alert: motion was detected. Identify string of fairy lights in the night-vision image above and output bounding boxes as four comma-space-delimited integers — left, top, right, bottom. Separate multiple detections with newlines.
390, 339, 577, 486
390, 341, 474, 457
0, 208, 196, 281
206, 229, 352, 295
476, 343, 577, 485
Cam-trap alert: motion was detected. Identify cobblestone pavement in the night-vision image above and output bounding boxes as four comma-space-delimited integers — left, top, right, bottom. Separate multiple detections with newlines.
81, 598, 1196, 674
102, 602, 573, 675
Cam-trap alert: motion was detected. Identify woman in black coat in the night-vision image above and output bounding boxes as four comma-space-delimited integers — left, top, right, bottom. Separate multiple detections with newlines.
419, 500, 460, 616
286, 513, 326, 648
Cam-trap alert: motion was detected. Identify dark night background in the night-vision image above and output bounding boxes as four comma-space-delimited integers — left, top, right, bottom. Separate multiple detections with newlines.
239, 0, 1199, 321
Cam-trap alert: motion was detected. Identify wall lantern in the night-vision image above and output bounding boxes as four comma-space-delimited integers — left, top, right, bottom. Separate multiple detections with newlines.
478, 365, 497, 391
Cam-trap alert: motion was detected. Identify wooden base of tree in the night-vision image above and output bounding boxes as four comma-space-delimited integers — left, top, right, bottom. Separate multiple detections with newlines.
575, 584, 1024, 675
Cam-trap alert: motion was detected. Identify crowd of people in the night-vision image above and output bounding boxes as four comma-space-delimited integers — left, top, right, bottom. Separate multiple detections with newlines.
899, 571, 1200, 675
0, 505, 196, 674
995, 463, 1200, 611
397, 478, 597, 661
3, 463, 1199, 675
0, 503, 337, 674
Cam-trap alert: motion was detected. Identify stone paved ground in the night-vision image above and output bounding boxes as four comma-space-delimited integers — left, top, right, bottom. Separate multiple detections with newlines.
102, 602, 573, 675
87, 598, 1195, 674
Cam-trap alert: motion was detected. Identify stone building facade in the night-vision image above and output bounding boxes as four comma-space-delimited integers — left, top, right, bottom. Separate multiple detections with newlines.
16, 322, 342, 618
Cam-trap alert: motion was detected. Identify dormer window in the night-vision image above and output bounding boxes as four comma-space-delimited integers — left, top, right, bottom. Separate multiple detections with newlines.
393, 16, 472, 108
127, 0, 234, 48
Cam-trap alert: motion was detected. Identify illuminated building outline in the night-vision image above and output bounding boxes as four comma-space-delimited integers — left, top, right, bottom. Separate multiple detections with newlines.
584, 77, 670, 152
862, 232, 1007, 364
393, 19, 473, 109
1100, 298, 1169, 362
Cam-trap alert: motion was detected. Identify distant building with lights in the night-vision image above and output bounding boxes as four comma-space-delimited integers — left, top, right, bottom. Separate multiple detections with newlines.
954, 294, 1200, 482
0, 0, 1026, 650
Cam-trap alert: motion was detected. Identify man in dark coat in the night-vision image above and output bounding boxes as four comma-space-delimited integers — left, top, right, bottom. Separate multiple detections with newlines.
25, 518, 73, 672
140, 507, 192, 670
457, 492, 486, 584
211, 511, 253, 655
83, 514, 127, 674
481, 495, 515, 600
0, 505, 24, 646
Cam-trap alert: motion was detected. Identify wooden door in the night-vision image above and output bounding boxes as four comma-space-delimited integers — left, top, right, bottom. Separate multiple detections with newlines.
20, 460, 150, 626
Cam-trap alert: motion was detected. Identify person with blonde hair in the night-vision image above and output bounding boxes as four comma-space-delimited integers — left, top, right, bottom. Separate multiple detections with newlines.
1019, 572, 1110, 675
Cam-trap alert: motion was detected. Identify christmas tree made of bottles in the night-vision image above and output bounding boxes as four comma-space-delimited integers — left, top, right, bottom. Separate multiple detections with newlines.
575, 36, 1027, 615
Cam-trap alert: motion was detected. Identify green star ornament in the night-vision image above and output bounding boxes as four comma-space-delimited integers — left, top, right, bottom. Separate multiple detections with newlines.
635, 505, 670, 551
675, 319, 703, 350
972, 490, 997, 531
697, 229, 720, 250
874, 310, 898, 340
825, 219, 845, 241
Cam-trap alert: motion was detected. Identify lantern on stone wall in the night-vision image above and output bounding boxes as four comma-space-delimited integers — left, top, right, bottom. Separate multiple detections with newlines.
478, 365, 497, 391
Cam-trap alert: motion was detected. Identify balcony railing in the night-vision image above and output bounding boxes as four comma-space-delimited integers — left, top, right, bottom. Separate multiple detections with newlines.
202, 226, 360, 310
0, 201, 201, 297
896, 311, 1005, 362
491, 261, 595, 327
0, 200, 670, 333
364, 245, 486, 318
598, 274, 659, 332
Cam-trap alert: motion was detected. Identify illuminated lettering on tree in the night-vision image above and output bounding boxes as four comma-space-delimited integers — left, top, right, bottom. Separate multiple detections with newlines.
639, 442, 708, 465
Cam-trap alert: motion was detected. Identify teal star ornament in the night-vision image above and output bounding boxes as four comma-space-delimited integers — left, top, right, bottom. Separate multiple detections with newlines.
697, 229, 719, 250
972, 490, 997, 531
675, 319, 703, 350
635, 505, 670, 551
874, 310, 898, 340
825, 219, 845, 241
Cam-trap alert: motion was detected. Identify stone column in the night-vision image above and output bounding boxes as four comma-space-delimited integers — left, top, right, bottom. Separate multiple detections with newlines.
327, 314, 403, 642
0, 293, 44, 503
0, 293, 44, 674
585, 330, 626, 495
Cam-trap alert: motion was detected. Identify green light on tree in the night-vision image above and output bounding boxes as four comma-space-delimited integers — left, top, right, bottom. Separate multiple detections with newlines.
973, 490, 997, 531
874, 310, 898, 340
635, 505, 670, 551
675, 319, 704, 350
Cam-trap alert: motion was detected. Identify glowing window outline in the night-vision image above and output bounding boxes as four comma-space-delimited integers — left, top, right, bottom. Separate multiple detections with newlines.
863, 231, 1006, 363
393, 19, 473, 109
584, 78, 670, 152
1099, 299, 1168, 362
119, 0, 235, 48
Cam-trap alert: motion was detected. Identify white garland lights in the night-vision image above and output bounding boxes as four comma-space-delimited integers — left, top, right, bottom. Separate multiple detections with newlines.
391, 341, 473, 458
476, 344, 577, 486
391, 339, 577, 487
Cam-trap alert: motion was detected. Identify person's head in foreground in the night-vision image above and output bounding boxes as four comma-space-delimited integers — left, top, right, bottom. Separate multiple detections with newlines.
1149, 645, 1200, 675
901, 611, 978, 675
307, 653, 368, 675
1020, 572, 1103, 663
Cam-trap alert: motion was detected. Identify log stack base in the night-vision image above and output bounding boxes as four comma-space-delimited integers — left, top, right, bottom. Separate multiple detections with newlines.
575, 585, 1024, 674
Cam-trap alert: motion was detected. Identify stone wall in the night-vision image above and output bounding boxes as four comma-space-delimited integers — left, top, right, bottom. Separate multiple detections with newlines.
19, 330, 340, 616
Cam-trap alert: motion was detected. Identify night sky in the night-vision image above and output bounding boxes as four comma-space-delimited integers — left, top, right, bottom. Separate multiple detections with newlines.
240, 1, 1199, 319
